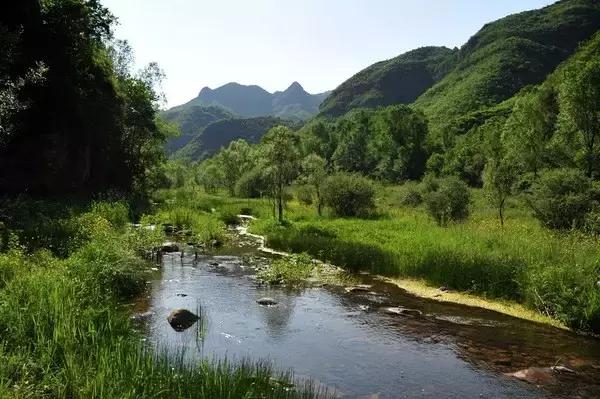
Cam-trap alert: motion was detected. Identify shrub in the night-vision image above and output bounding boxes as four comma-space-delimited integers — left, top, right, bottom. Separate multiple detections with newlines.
257, 253, 315, 285
528, 168, 595, 230
90, 201, 130, 230
296, 186, 314, 206
424, 176, 471, 226
584, 206, 600, 235
322, 173, 375, 217
399, 182, 423, 207
235, 167, 268, 198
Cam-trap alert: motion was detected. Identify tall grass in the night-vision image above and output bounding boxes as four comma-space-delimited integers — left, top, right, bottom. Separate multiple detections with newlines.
174, 185, 600, 333
0, 197, 324, 398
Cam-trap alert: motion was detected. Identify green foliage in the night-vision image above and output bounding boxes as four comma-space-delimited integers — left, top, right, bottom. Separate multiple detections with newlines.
416, 0, 600, 141
234, 167, 269, 198
424, 176, 471, 226
174, 116, 300, 161
257, 253, 315, 286
399, 182, 423, 207
262, 126, 300, 221
0, 1, 169, 195
0, 198, 318, 398
300, 153, 327, 214
321, 173, 375, 217
320, 46, 457, 117
296, 185, 314, 206
559, 59, 600, 177
528, 168, 596, 230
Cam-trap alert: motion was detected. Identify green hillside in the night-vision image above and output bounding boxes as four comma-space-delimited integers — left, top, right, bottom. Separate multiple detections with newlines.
319, 46, 457, 117
161, 105, 232, 154
415, 0, 600, 141
174, 116, 299, 161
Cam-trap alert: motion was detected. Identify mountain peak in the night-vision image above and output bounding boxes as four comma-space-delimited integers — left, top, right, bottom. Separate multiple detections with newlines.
198, 86, 212, 95
285, 81, 305, 93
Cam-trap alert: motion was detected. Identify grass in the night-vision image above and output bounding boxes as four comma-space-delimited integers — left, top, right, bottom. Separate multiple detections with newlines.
164, 185, 600, 333
257, 253, 317, 286
0, 196, 325, 398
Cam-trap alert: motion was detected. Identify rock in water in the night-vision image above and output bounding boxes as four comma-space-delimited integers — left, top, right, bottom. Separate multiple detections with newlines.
161, 242, 179, 253
383, 307, 423, 317
257, 297, 278, 306
505, 367, 557, 385
167, 309, 199, 331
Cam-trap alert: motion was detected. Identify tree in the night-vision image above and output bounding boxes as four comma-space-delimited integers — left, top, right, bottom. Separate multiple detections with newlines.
301, 154, 327, 215
560, 60, 600, 178
423, 176, 471, 226
262, 126, 299, 222
483, 160, 516, 226
504, 86, 559, 176
482, 117, 517, 226
321, 173, 375, 217
213, 140, 253, 195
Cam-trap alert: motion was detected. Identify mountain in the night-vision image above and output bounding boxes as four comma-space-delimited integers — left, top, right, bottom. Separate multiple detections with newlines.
180, 82, 329, 120
161, 105, 232, 154
174, 117, 299, 161
414, 0, 600, 139
319, 46, 457, 117
319, 0, 600, 138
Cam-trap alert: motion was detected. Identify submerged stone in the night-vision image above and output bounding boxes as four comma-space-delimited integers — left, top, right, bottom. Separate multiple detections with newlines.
257, 297, 278, 306
167, 309, 199, 332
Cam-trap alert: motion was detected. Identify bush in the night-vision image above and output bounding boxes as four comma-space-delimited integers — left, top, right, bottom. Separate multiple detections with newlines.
296, 186, 314, 205
529, 168, 595, 230
400, 182, 423, 207
424, 176, 471, 226
235, 167, 268, 198
91, 201, 130, 230
322, 173, 375, 217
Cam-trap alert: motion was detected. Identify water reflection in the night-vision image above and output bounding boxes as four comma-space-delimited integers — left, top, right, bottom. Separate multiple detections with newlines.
137, 246, 600, 398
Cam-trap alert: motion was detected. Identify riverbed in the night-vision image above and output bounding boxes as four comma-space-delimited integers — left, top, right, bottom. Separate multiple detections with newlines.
134, 234, 600, 398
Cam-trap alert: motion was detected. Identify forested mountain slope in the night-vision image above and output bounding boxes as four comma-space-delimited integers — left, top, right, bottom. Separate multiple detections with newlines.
174, 116, 298, 161
161, 105, 232, 154
414, 0, 600, 140
319, 46, 457, 117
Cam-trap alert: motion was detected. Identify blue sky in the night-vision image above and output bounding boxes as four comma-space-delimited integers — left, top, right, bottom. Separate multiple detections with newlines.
101, 0, 555, 107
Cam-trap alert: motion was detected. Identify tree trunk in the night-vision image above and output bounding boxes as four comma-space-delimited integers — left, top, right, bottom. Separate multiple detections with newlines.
499, 198, 505, 227
278, 181, 283, 223
316, 187, 322, 216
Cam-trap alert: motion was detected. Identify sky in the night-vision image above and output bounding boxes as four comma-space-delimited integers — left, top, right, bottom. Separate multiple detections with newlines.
101, 0, 556, 108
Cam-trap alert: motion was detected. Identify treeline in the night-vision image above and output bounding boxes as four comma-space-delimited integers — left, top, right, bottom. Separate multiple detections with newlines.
194, 33, 600, 233
0, 0, 174, 196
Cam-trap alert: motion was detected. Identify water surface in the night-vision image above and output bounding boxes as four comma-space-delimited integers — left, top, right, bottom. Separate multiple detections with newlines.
136, 239, 600, 398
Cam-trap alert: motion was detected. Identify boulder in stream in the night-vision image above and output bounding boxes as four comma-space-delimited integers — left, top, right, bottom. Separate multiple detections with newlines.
167, 309, 200, 332
257, 297, 278, 306
161, 242, 179, 253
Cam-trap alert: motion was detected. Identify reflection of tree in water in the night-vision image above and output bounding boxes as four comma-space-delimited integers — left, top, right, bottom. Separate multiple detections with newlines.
257, 293, 297, 339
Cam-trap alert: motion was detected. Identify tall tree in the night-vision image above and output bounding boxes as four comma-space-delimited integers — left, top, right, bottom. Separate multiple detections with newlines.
301, 154, 327, 216
560, 60, 600, 178
263, 126, 299, 222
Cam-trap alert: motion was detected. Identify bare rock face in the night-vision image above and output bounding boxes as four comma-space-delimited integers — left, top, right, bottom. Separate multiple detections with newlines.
167, 309, 199, 332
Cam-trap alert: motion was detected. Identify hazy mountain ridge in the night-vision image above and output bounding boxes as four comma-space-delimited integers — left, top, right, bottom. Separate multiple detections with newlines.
182, 81, 330, 120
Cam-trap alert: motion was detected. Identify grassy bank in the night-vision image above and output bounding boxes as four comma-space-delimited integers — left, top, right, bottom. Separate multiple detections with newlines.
160, 186, 600, 333
0, 197, 323, 398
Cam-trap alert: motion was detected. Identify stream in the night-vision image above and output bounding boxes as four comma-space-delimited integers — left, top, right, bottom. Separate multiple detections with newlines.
133, 229, 600, 398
